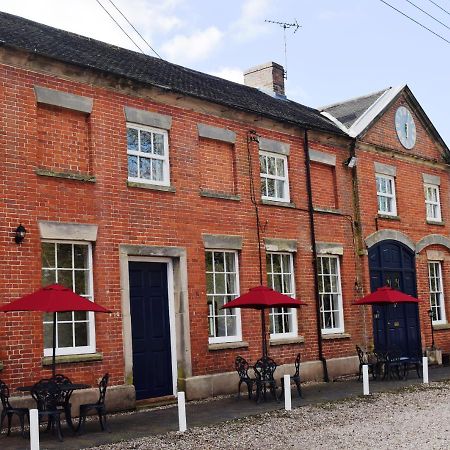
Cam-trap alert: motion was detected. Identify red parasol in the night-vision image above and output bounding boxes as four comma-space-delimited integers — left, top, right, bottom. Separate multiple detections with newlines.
353, 286, 420, 305
0, 284, 110, 375
222, 285, 306, 357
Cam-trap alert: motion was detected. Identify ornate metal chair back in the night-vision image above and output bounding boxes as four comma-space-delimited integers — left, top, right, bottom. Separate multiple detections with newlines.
235, 356, 251, 379
293, 353, 301, 378
254, 356, 277, 381
51, 373, 73, 406
97, 373, 109, 405
356, 345, 367, 364
31, 379, 61, 411
0, 379, 12, 410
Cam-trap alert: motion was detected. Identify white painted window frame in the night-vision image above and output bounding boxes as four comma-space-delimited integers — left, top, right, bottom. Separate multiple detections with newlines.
42, 240, 96, 356
424, 183, 442, 222
318, 255, 344, 334
376, 173, 397, 216
266, 252, 297, 339
259, 151, 290, 203
126, 122, 170, 186
206, 250, 242, 344
428, 261, 446, 325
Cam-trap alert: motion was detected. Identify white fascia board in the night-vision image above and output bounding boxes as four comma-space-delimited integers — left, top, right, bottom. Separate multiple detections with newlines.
348, 85, 405, 138
320, 111, 350, 135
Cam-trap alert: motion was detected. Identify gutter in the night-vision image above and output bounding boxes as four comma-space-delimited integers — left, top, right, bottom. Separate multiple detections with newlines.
303, 129, 329, 382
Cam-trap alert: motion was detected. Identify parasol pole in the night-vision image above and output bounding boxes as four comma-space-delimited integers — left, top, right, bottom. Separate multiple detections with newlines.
52, 311, 57, 377
261, 308, 268, 358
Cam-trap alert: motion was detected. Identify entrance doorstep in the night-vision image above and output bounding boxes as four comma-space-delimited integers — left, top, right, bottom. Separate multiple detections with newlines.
426, 348, 443, 365
136, 395, 176, 410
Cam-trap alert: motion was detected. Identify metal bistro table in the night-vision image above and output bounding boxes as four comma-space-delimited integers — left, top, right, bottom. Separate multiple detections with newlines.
17, 382, 90, 432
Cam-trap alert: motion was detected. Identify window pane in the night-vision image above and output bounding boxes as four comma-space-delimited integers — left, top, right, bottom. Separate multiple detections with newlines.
152, 160, 164, 181
215, 273, 225, 293
226, 316, 237, 336
58, 323, 73, 348
58, 270, 73, 290
276, 180, 285, 199
74, 311, 88, 321
273, 274, 283, 292
267, 179, 275, 197
139, 157, 151, 180
267, 156, 276, 175
205, 252, 213, 272
42, 269, 56, 286
226, 273, 236, 294
127, 128, 138, 151
140, 131, 152, 153
74, 245, 89, 269
75, 271, 89, 296
44, 323, 53, 349
57, 244, 72, 268
41, 243, 55, 268
58, 311, 72, 321
128, 155, 138, 178
259, 155, 267, 173
213, 252, 225, 272
225, 252, 236, 273
153, 133, 165, 155
75, 322, 88, 347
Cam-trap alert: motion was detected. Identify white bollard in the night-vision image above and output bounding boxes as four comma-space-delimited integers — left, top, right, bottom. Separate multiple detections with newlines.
177, 391, 187, 432
30, 408, 40, 450
362, 364, 370, 395
283, 374, 292, 411
423, 356, 429, 384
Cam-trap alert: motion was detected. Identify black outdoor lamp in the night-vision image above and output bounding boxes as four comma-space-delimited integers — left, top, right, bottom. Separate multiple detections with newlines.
427, 309, 435, 349
373, 311, 380, 320
14, 224, 26, 244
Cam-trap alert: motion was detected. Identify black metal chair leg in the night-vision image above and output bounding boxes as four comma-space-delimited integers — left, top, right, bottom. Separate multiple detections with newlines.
7, 413, 12, 436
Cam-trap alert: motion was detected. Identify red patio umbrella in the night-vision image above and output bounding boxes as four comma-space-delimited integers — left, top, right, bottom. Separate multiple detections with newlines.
353, 286, 420, 305
0, 284, 111, 376
222, 285, 306, 357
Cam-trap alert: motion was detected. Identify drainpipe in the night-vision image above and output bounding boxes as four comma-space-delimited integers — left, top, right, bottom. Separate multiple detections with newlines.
303, 129, 329, 382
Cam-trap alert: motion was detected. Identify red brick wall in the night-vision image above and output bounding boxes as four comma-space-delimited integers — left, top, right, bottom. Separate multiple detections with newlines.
310, 162, 338, 209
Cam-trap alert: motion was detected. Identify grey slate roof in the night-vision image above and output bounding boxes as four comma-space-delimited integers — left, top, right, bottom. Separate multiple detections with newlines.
320, 89, 389, 128
0, 11, 343, 135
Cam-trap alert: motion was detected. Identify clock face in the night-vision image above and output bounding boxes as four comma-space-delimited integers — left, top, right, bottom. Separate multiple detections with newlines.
395, 106, 416, 149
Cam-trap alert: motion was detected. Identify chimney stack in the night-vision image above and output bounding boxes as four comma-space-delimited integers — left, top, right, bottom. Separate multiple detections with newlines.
244, 62, 285, 97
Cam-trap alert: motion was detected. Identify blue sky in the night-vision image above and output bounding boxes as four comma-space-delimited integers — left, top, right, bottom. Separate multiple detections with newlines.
2, 0, 449, 145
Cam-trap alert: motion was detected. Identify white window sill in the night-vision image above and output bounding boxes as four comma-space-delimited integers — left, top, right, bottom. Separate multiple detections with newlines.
427, 220, 445, 226
261, 199, 296, 208
35, 168, 96, 183
377, 214, 400, 221
42, 352, 103, 366
199, 190, 240, 201
127, 181, 176, 193
208, 341, 249, 351
270, 335, 305, 346
321, 332, 351, 340
433, 323, 450, 330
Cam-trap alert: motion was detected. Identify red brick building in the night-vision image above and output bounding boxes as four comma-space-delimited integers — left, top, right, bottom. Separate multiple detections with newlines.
0, 12, 448, 408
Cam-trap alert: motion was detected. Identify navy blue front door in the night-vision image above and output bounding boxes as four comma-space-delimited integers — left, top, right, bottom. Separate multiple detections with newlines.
369, 240, 421, 357
129, 262, 173, 399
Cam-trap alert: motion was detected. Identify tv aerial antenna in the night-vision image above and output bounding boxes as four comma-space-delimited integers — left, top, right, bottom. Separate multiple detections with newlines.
264, 19, 300, 80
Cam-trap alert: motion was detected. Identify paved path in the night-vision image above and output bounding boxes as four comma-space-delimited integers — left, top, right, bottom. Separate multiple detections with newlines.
2, 365, 450, 450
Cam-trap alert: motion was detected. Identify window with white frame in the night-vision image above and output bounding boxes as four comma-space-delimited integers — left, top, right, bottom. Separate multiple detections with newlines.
206, 250, 241, 343
259, 151, 290, 202
266, 252, 297, 338
127, 124, 170, 186
424, 184, 442, 222
41, 241, 95, 356
429, 261, 446, 324
317, 255, 344, 334
376, 173, 397, 216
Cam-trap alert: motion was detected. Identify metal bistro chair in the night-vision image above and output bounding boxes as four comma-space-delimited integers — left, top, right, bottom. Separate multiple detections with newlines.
280, 353, 302, 399
254, 356, 278, 403
385, 348, 407, 380
0, 380, 29, 437
77, 373, 110, 434
51, 374, 75, 432
356, 345, 378, 381
235, 356, 256, 400
31, 379, 64, 442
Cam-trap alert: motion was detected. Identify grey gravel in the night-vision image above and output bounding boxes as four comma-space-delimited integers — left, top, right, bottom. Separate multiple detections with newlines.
87, 383, 450, 450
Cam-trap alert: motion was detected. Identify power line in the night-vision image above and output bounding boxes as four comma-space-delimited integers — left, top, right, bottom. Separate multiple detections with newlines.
405, 0, 450, 31
427, 0, 450, 17
378, 0, 450, 44
94, 0, 146, 54
106, 0, 163, 59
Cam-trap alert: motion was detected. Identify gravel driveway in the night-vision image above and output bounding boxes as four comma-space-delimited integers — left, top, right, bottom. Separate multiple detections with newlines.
87, 382, 450, 450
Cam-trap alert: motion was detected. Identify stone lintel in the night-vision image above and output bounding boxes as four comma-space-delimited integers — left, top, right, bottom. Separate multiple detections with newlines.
374, 162, 396, 177
34, 86, 93, 114
197, 123, 236, 143
202, 234, 242, 250
264, 238, 297, 253
124, 106, 172, 130
316, 242, 344, 255
422, 173, 441, 186
309, 149, 336, 166
39, 221, 98, 241
259, 137, 290, 155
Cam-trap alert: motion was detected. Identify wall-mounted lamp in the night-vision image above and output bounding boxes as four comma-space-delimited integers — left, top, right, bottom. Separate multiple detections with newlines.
373, 311, 380, 320
14, 224, 27, 244
344, 156, 357, 168
428, 309, 435, 349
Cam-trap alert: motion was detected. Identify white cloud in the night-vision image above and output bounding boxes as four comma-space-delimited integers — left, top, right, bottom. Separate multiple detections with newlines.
209, 67, 244, 84
161, 27, 223, 64
230, 0, 274, 42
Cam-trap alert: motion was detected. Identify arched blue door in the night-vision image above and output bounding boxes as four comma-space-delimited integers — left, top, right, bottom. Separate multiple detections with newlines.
368, 240, 421, 357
